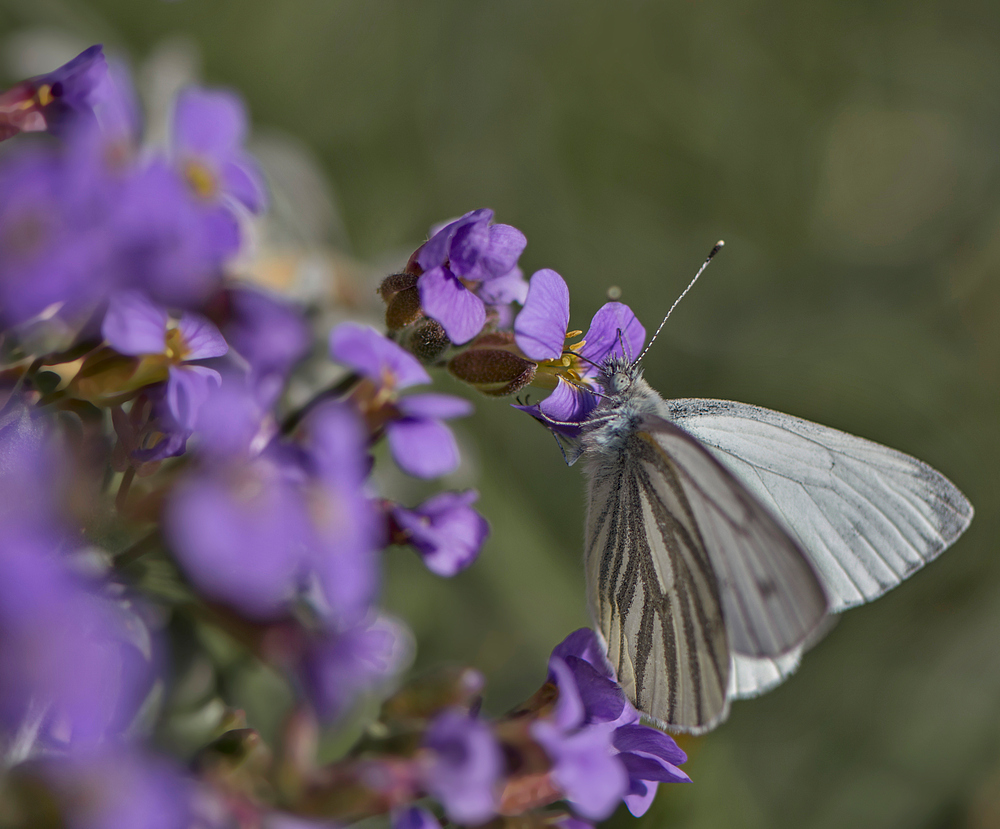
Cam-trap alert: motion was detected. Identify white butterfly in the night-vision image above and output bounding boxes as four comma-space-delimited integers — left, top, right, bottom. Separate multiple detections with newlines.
571, 247, 973, 734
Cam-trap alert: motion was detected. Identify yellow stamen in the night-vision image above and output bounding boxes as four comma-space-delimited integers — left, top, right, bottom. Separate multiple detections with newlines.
36, 85, 54, 107
164, 327, 189, 362
183, 159, 218, 200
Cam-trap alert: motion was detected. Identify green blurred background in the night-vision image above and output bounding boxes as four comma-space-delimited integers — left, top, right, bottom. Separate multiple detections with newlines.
3, 1, 999, 827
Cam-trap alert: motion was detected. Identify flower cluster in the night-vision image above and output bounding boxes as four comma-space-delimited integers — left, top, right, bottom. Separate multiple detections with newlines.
0, 45, 687, 829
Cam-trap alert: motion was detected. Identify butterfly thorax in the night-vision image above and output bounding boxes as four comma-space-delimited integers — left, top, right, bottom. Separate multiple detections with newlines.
581, 359, 668, 455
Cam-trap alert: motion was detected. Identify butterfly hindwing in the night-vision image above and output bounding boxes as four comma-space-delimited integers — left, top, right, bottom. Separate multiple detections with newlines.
584, 428, 730, 732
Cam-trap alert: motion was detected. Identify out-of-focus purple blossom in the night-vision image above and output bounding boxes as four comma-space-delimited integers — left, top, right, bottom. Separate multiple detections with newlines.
167, 401, 379, 625
330, 323, 473, 478
390, 491, 489, 577
0, 45, 108, 141
0, 137, 119, 326
225, 286, 311, 405
0, 546, 154, 751
111, 158, 240, 308
171, 86, 267, 214
513, 270, 645, 433
415, 209, 527, 344
43, 747, 193, 829
531, 719, 627, 821
300, 615, 413, 722
422, 709, 502, 825
392, 806, 441, 829
331, 322, 430, 389
165, 451, 309, 618
189, 370, 274, 459
540, 629, 688, 819
0, 411, 153, 750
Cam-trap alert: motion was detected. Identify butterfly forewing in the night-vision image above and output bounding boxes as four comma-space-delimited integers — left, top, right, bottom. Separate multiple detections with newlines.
584, 429, 730, 732
665, 399, 974, 612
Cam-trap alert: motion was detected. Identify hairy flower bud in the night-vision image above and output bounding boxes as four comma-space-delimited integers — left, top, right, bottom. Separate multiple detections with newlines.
448, 332, 536, 397
401, 319, 451, 363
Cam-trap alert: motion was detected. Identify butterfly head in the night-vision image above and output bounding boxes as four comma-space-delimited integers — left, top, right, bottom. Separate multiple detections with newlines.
599, 354, 644, 398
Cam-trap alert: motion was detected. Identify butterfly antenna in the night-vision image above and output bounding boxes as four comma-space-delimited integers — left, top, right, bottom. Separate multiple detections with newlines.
635, 240, 724, 365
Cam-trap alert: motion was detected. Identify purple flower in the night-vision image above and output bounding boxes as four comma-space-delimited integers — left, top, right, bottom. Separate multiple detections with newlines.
390, 490, 489, 577
422, 709, 502, 825
171, 86, 267, 214
300, 615, 413, 722
0, 45, 108, 141
224, 286, 311, 405
416, 209, 527, 344
330, 323, 473, 478
166, 401, 380, 625
543, 630, 689, 818
103, 290, 228, 434
513, 269, 646, 431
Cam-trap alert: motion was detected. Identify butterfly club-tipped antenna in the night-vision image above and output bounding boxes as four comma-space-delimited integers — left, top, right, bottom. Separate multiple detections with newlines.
635, 240, 725, 366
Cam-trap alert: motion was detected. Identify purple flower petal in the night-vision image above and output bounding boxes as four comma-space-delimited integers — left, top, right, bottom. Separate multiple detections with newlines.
613, 724, 687, 766
477, 266, 528, 306
623, 779, 658, 818
580, 302, 646, 369
176, 312, 228, 360
391, 490, 489, 577
221, 154, 267, 213
514, 269, 570, 360
301, 401, 370, 488
395, 393, 473, 421
552, 628, 614, 679
423, 710, 501, 825
386, 418, 461, 479
191, 372, 270, 458
226, 287, 310, 403
447, 215, 491, 277
482, 224, 527, 277
330, 322, 430, 389
301, 616, 412, 722
43, 749, 193, 829
617, 751, 690, 784
531, 720, 627, 821
563, 656, 626, 724
173, 87, 247, 159
166, 365, 222, 431
392, 806, 441, 829
418, 266, 487, 345
102, 291, 167, 355
417, 209, 493, 271
548, 657, 585, 731
166, 462, 304, 619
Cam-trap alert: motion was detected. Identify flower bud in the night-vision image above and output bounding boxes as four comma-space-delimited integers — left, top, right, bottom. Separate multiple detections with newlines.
401, 318, 451, 363
448, 332, 536, 397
